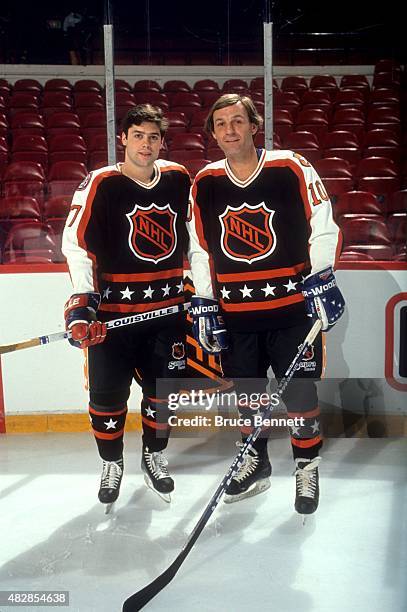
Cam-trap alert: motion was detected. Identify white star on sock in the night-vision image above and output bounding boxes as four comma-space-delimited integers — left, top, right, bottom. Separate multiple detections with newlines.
121, 286, 134, 300
104, 418, 118, 430
143, 285, 154, 299
145, 407, 156, 417
176, 281, 184, 293
239, 284, 253, 298
102, 287, 112, 299
311, 420, 320, 433
162, 283, 171, 296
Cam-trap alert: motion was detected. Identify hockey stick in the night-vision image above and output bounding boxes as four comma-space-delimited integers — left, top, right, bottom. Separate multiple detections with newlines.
0, 302, 191, 355
122, 319, 322, 612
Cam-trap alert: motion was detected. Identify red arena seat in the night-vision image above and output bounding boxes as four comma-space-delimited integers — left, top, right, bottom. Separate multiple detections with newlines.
134, 80, 161, 93
47, 162, 87, 198
13, 79, 42, 94
48, 134, 87, 165
334, 191, 384, 219
73, 80, 102, 93
314, 158, 354, 201
11, 135, 48, 168
283, 131, 320, 163
3, 162, 46, 202
387, 190, 407, 214
356, 156, 400, 200
44, 79, 72, 93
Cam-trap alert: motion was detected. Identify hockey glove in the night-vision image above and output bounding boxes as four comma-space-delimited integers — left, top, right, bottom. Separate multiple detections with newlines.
189, 296, 228, 354
64, 292, 107, 348
302, 267, 345, 331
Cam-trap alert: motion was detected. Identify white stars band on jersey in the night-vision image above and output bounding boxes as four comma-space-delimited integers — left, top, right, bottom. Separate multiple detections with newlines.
101, 283, 180, 302
219, 279, 302, 301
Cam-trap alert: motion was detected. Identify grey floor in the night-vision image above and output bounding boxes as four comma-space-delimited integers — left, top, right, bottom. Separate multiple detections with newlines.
0, 432, 406, 612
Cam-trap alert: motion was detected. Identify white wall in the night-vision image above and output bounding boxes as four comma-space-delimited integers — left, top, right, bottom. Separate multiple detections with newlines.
0, 268, 406, 415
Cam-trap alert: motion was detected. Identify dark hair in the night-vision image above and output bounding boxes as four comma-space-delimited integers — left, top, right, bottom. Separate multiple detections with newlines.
121, 104, 169, 137
204, 93, 263, 134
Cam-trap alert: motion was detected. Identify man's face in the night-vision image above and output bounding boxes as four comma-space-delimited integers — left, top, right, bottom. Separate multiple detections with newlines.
121, 121, 162, 169
211, 102, 257, 158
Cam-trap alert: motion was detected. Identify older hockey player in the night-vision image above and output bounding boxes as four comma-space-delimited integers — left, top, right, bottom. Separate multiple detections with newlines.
62, 105, 190, 508
187, 94, 345, 516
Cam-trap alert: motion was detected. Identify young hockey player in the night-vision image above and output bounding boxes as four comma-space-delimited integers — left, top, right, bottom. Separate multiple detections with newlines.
62, 105, 190, 508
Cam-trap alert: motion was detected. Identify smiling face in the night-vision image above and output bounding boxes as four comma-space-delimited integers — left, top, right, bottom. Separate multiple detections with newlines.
121, 121, 162, 175
211, 102, 258, 160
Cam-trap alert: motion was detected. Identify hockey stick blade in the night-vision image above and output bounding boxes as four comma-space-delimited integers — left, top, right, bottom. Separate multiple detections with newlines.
122, 320, 322, 611
0, 302, 191, 355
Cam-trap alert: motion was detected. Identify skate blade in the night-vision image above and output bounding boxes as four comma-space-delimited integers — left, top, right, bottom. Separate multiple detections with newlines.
224, 478, 271, 504
144, 474, 172, 503
104, 502, 115, 515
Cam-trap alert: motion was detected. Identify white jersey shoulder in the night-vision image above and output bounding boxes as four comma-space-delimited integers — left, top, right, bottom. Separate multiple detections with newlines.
156, 158, 190, 175
72, 164, 121, 203
194, 158, 226, 180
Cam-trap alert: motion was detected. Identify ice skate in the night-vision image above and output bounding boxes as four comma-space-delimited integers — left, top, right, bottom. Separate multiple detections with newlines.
224, 443, 271, 504
294, 456, 321, 523
98, 457, 123, 514
141, 446, 174, 503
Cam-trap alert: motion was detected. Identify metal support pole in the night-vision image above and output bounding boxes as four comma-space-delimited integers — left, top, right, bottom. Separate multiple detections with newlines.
263, 20, 274, 150
104, 1, 116, 166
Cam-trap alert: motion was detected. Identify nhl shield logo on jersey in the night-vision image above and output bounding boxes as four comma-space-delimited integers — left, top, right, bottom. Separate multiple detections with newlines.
219, 202, 276, 264
126, 203, 177, 263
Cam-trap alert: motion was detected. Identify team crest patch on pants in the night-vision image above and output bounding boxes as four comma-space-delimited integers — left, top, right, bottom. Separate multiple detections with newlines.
296, 343, 317, 372
168, 342, 186, 370
171, 342, 185, 360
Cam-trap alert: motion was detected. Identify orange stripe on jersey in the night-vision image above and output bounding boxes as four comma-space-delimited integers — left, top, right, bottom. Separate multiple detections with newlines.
89, 406, 127, 417
220, 293, 304, 312
99, 296, 184, 312
291, 435, 322, 448
160, 164, 190, 176
76, 170, 120, 291
101, 268, 183, 282
93, 428, 124, 440
287, 407, 320, 419
141, 416, 170, 430
216, 262, 307, 283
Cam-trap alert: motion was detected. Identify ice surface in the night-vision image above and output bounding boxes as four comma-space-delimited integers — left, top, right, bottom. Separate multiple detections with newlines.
0, 432, 406, 612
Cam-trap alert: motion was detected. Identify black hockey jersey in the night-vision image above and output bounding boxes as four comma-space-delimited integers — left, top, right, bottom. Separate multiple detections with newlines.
187, 149, 342, 330
62, 160, 190, 318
